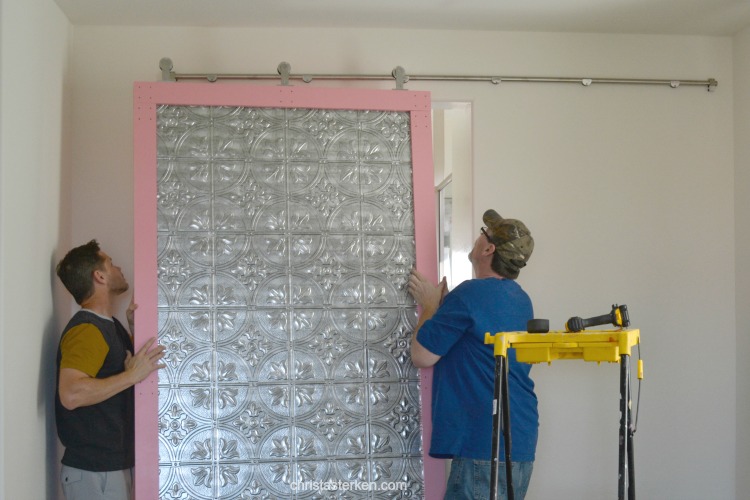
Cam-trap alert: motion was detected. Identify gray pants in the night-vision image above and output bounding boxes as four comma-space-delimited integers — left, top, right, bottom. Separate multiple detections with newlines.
60, 465, 133, 500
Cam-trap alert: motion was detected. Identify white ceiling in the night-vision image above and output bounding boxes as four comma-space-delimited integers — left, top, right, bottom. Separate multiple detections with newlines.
54, 0, 750, 36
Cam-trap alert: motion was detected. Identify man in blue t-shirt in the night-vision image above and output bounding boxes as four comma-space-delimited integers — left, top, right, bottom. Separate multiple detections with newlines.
408, 209, 538, 500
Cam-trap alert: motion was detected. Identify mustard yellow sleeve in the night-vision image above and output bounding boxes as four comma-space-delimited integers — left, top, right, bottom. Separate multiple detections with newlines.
60, 324, 110, 377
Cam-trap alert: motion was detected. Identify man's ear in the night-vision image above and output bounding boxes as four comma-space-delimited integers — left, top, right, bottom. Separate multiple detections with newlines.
482, 242, 496, 256
92, 268, 106, 284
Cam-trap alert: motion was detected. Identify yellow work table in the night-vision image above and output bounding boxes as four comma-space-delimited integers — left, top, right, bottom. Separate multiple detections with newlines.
485, 328, 640, 363
484, 329, 641, 500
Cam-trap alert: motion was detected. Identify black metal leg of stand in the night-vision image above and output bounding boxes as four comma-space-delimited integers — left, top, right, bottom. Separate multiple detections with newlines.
627, 369, 636, 500
490, 356, 505, 500
502, 353, 514, 500
618, 354, 631, 500
490, 355, 502, 500
490, 354, 513, 500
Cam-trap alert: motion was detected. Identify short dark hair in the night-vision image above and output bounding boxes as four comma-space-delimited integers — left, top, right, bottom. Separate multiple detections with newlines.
56, 240, 105, 304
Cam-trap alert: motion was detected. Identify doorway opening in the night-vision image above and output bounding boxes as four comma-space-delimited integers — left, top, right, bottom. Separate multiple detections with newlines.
432, 102, 473, 289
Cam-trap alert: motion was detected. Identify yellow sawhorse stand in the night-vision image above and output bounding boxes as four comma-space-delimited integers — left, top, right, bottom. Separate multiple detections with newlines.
484, 329, 641, 500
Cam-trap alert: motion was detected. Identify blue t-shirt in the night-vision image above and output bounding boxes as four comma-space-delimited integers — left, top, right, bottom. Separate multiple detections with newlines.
417, 278, 538, 461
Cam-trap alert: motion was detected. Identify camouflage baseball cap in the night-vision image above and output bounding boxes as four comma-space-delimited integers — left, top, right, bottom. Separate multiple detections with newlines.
482, 209, 534, 279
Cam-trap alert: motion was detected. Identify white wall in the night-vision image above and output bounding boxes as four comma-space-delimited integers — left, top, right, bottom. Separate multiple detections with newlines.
0, 0, 70, 498
65, 26, 737, 498
734, 25, 750, 500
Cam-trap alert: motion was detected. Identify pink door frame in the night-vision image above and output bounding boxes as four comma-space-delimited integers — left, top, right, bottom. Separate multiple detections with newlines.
133, 82, 443, 499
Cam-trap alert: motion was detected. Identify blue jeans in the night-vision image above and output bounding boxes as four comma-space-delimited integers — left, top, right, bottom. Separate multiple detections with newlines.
444, 458, 533, 500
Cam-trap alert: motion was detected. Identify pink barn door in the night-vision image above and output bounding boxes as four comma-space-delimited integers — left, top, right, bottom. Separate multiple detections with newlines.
133, 82, 442, 499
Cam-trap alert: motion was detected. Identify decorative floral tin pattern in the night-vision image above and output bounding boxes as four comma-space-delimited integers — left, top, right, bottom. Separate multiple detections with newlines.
156, 106, 423, 499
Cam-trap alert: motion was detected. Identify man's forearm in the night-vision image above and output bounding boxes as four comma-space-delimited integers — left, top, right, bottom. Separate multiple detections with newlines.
407, 270, 446, 368
59, 368, 136, 410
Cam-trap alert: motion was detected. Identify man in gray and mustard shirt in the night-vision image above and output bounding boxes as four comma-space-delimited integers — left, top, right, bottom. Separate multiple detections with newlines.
55, 240, 165, 500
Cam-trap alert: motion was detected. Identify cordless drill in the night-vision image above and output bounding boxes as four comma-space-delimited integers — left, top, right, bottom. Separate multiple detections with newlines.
565, 304, 630, 332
